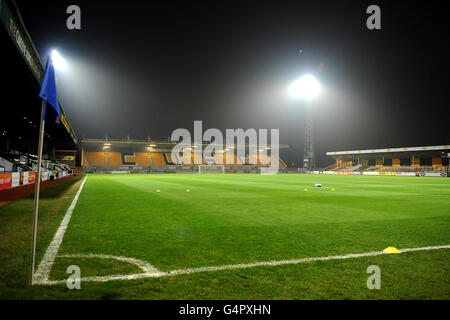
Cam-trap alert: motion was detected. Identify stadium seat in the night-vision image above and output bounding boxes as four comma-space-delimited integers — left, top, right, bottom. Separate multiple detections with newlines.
84, 152, 106, 167
151, 153, 166, 166
134, 153, 151, 167
108, 153, 123, 167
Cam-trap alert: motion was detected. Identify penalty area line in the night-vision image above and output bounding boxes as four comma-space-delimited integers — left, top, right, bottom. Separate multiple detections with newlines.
36, 244, 450, 285
32, 176, 88, 285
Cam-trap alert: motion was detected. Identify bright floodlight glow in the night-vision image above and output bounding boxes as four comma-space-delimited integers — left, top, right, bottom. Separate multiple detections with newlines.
51, 50, 67, 70
289, 74, 321, 99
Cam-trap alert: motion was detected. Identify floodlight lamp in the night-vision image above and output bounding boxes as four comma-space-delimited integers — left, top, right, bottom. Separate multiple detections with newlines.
289, 74, 321, 99
51, 50, 67, 70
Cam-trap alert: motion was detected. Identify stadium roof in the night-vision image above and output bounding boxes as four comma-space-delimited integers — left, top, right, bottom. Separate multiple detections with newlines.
326, 145, 450, 159
81, 139, 290, 151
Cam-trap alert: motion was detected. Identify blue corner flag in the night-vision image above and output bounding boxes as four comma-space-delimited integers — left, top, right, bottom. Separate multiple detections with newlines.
39, 57, 61, 122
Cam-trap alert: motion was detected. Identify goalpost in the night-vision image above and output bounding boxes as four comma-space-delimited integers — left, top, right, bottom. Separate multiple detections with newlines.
198, 165, 226, 174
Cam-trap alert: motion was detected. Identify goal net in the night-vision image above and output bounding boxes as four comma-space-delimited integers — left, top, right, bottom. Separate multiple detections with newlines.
198, 165, 225, 174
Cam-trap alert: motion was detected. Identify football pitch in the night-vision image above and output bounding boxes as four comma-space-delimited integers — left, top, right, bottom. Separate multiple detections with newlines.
1, 174, 449, 299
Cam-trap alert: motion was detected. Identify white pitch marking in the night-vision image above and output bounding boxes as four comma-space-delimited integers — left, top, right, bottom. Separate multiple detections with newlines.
35, 244, 450, 285
58, 253, 163, 274
33, 177, 88, 284
400, 245, 450, 253
168, 244, 450, 276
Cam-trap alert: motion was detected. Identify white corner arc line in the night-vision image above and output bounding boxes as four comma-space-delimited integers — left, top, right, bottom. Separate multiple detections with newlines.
33, 176, 88, 284
58, 253, 162, 274
35, 244, 450, 285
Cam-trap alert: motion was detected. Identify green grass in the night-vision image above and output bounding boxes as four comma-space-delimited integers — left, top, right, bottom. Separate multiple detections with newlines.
0, 173, 449, 299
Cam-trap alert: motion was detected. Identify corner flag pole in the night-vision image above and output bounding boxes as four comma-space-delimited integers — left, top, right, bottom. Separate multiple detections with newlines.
30, 54, 60, 285
30, 101, 46, 285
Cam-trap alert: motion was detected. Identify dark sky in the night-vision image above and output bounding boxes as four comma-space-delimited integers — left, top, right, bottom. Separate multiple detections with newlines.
16, 0, 450, 166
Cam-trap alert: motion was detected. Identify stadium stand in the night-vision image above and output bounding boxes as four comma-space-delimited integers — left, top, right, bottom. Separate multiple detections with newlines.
326, 145, 450, 176
193, 152, 205, 165
0, 151, 32, 172
164, 153, 176, 165
212, 153, 225, 165
84, 152, 105, 167
133, 153, 151, 167
81, 139, 290, 173
108, 153, 123, 167
226, 153, 239, 166
151, 153, 166, 167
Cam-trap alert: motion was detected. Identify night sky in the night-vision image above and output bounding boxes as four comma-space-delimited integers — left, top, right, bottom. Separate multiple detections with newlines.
15, 0, 450, 166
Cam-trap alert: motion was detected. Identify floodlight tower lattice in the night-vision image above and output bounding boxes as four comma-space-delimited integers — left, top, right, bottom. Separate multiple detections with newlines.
288, 74, 320, 172
303, 103, 315, 171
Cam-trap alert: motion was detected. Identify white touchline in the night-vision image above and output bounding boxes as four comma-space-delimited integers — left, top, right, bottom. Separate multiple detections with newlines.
35, 244, 450, 285
33, 176, 88, 284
